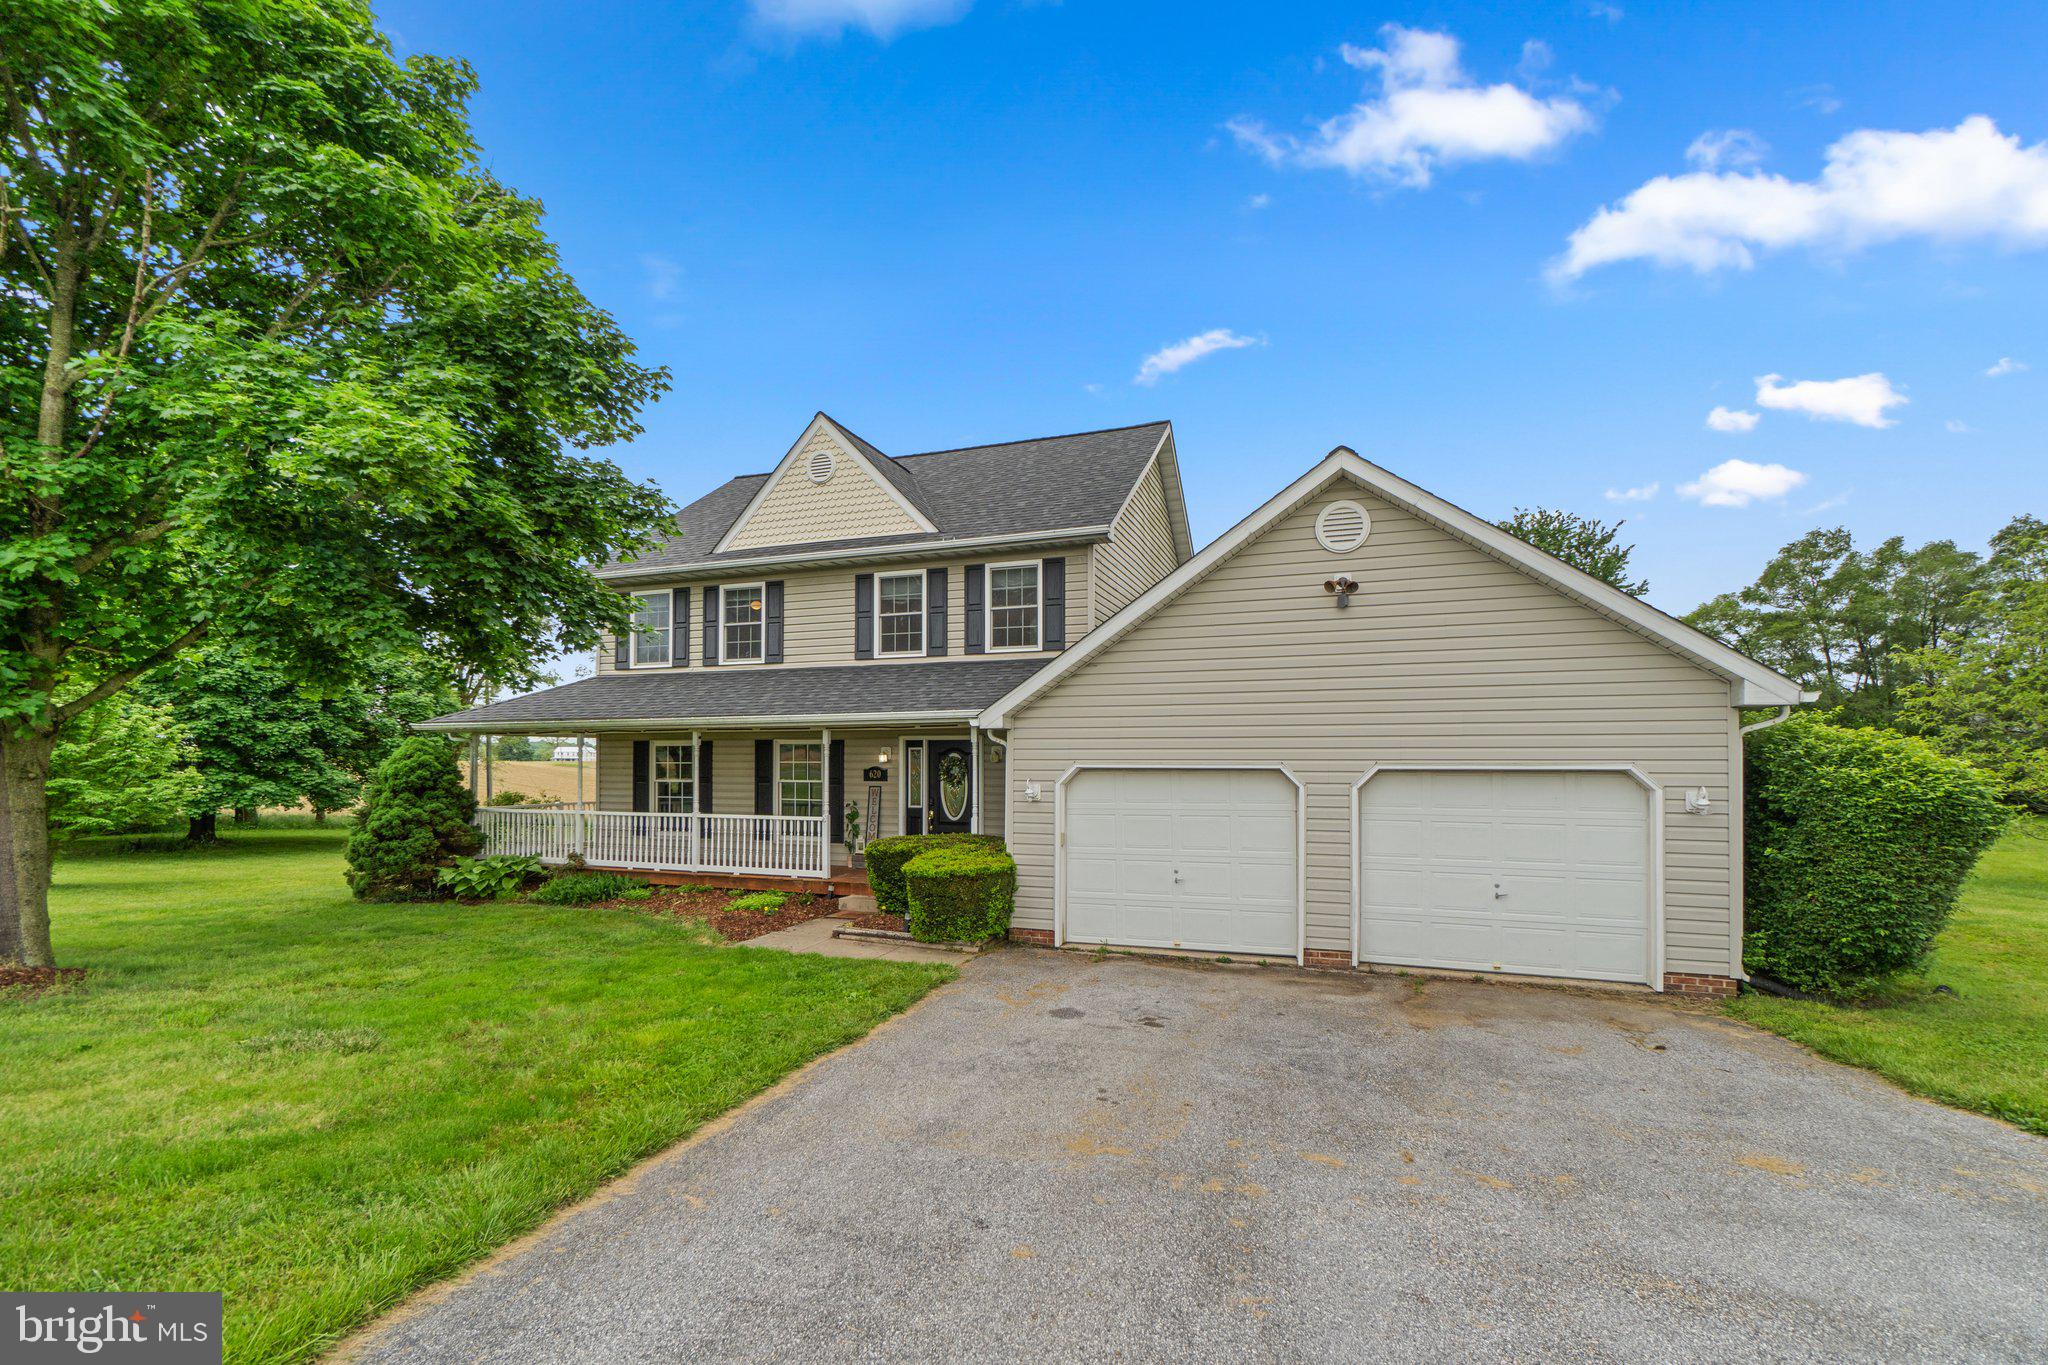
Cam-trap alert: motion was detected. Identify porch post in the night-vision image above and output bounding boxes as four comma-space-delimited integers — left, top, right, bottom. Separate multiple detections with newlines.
970, 725, 982, 834
483, 733, 494, 805
574, 734, 587, 857
689, 729, 701, 871
820, 727, 832, 877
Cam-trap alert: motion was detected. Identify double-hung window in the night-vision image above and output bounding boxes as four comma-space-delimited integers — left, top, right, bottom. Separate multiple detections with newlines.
776, 742, 824, 818
877, 570, 925, 657
720, 583, 765, 663
629, 590, 671, 667
651, 742, 694, 814
987, 562, 1042, 651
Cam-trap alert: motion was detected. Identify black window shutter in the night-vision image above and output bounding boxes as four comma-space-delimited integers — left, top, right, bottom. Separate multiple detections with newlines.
753, 739, 774, 814
764, 581, 784, 663
853, 574, 874, 659
614, 633, 630, 670
964, 564, 985, 654
1041, 557, 1066, 650
670, 587, 689, 667
926, 568, 948, 657
632, 740, 651, 812
702, 586, 718, 666
829, 739, 846, 842
696, 740, 714, 813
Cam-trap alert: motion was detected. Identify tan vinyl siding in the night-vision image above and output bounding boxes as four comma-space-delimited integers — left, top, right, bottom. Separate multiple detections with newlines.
1001, 481, 1740, 978
594, 728, 1001, 858
1092, 462, 1179, 623
598, 548, 1092, 673
722, 429, 926, 551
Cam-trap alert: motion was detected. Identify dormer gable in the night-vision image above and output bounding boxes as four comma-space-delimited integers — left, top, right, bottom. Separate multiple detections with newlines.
715, 414, 936, 554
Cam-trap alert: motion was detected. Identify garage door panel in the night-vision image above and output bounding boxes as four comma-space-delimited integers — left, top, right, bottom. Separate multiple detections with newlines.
1065, 769, 1298, 957
1361, 770, 1651, 985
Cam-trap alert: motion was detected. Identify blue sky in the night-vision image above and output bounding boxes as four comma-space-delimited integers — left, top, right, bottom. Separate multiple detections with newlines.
384, 0, 2046, 611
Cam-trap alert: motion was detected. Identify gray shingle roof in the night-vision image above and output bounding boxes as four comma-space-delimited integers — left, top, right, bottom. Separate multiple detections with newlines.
601, 419, 1170, 576
416, 658, 1053, 730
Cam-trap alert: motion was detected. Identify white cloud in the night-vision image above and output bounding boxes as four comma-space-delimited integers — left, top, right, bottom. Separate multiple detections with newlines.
1246, 193, 1271, 210
1796, 85, 1843, 116
1686, 129, 1767, 171
1605, 482, 1658, 502
749, 0, 969, 39
639, 254, 682, 301
1986, 356, 2027, 377
1133, 329, 1265, 386
1228, 25, 1594, 189
1754, 371, 1906, 427
1705, 405, 1761, 433
1552, 116, 2048, 280
1679, 459, 1808, 508
1946, 418, 1976, 433
1582, 1, 1624, 22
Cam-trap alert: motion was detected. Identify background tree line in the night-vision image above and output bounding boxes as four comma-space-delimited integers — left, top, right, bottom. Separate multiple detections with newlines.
1501, 508, 2048, 811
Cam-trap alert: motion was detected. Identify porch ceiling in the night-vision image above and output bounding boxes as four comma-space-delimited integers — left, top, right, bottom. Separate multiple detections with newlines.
415, 658, 1052, 734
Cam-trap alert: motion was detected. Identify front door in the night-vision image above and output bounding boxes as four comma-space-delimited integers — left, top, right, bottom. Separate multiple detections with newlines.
926, 739, 973, 834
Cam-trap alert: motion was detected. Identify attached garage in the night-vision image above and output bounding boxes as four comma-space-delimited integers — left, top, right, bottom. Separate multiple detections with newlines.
1355, 768, 1656, 985
1060, 767, 1301, 959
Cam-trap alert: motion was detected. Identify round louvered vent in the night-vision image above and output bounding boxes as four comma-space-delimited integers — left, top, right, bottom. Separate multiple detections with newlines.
807, 447, 836, 484
1315, 499, 1371, 554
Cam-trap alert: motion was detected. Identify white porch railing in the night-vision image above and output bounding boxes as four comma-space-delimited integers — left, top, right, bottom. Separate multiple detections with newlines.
476, 807, 830, 879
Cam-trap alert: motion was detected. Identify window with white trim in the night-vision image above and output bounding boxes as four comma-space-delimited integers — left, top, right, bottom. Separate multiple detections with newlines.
629, 590, 670, 667
720, 583, 764, 662
987, 562, 1041, 650
905, 743, 924, 812
776, 742, 823, 818
652, 742, 694, 814
877, 570, 925, 656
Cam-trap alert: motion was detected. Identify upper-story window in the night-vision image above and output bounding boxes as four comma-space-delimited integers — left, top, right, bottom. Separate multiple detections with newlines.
629, 590, 671, 667
877, 570, 925, 657
720, 583, 765, 663
987, 562, 1041, 651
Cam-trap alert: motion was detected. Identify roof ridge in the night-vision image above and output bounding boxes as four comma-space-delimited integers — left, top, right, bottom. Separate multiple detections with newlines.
896, 419, 1170, 463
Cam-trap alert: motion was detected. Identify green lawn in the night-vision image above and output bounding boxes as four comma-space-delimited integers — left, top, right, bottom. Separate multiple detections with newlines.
1, 825, 953, 1364
1729, 815, 2048, 1135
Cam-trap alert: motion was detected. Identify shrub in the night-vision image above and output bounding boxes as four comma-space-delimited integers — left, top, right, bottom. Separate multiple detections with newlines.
865, 833, 1004, 917
529, 871, 649, 905
1745, 716, 2010, 995
728, 891, 787, 914
345, 736, 480, 899
437, 855, 543, 900
486, 790, 533, 806
904, 844, 1017, 943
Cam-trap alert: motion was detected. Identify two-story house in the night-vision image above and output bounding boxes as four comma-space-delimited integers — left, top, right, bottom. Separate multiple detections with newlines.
421, 413, 1192, 886
424, 416, 1810, 997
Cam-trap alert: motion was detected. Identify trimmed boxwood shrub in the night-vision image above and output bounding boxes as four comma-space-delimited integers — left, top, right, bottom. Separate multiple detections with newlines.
904, 844, 1017, 943
864, 832, 1004, 917
1745, 715, 2009, 996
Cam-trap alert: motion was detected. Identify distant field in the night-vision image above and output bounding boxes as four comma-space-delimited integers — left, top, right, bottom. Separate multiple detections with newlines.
476, 758, 593, 804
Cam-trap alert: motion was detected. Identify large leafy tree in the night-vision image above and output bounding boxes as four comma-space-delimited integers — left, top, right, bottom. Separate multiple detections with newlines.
1, 1, 672, 964
46, 691, 204, 838
1496, 508, 1649, 597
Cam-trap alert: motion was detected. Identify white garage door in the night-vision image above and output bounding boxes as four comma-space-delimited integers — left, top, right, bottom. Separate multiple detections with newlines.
1358, 770, 1652, 984
1063, 769, 1298, 956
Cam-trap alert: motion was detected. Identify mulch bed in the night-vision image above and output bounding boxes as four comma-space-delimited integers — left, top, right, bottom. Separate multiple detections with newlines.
843, 911, 907, 934
592, 889, 847, 943
0, 965, 88, 996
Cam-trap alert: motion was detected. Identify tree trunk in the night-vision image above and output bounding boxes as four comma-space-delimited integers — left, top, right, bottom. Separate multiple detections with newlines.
0, 728, 58, 968
312, 808, 328, 825
233, 807, 256, 825
188, 812, 218, 842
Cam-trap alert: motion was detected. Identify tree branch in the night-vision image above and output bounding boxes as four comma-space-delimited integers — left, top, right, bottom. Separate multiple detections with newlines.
52, 619, 213, 728
70, 517, 179, 580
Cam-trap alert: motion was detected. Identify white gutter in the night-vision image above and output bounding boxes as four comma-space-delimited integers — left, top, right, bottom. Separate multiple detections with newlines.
415, 708, 982, 735
596, 525, 1112, 584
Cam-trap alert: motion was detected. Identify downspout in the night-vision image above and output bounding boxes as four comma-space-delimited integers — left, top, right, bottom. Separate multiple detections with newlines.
1739, 705, 1794, 736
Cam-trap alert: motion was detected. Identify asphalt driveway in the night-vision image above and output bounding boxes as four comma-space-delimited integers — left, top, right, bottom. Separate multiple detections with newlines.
345, 949, 2048, 1363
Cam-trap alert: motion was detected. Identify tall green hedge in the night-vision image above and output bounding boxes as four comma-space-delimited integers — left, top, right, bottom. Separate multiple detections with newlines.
345, 735, 480, 900
904, 844, 1017, 943
1745, 716, 2009, 995
864, 832, 1004, 917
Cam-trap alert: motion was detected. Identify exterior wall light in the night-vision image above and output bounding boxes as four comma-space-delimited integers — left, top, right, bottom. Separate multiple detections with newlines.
1323, 575, 1359, 609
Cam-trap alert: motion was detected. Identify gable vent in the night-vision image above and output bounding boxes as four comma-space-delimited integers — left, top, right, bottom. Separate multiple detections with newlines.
1315, 499, 1371, 554
806, 447, 836, 484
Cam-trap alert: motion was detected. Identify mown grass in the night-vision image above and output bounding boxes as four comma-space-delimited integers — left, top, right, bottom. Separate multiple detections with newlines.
1, 824, 953, 1364
1728, 815, 2048, 1135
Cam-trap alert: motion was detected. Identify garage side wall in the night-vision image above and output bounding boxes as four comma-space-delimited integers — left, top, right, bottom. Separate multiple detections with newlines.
1001, 482, 1739, 977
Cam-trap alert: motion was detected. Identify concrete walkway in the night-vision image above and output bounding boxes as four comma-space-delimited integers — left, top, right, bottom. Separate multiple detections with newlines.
745, 913, 973, 964
345, 949, 2048, 1363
